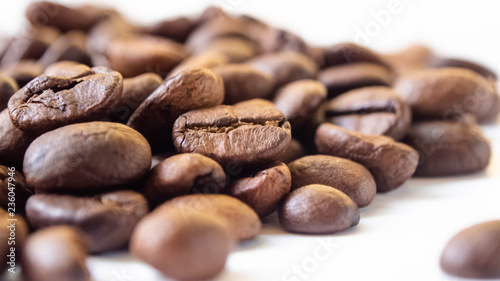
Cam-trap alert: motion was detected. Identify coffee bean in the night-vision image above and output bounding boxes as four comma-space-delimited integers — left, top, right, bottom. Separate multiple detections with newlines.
0, 209, 28, 274
168, 51, 229, 78
150, 151, 176, 169
395, 68, 500, 123
37, 31, 91, 68
173, 99, 291, 168
205, 37, 258, 63
23, 122, 151, 194
8, 67, 123, 134
226, 162, 291, 217
0, 166, 32, 213
140, 16, 195, 43
309, 46, 326, 68
318, 63, 393, 98
316, 123, 419, 192
274, 79, 327, 130
278, 184, 360, 234
166, 194, 261, 241
248, 51, 318, 88
106, 35, 188, 78
0, 109, 37, 168
323, 86, 412, 140
382, 45, 434, 77
430, 57, 497, 80
278, 138, 306, 164
0, 74, 18, 110
0, 27, 59, 66
26, 191, 148, 253
142, 153, 226, 207
213, 64, 273, 104
403, 118, 491, 177
1, 60, 44, 88
128, 67, 224, 151
288, 155, 376, 208
110, 73, 163, 123
258, 28, 310, 55
43, 61, 92, 78
131, 207, 233, 281
323, 42, 390, 69
441, 220, 500, 278
21, 226, 90, 281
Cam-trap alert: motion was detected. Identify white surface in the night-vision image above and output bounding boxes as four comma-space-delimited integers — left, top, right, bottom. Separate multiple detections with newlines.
1, 1, 500, 281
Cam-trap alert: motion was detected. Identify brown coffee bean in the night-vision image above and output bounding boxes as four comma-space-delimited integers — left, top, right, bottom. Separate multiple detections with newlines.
324, 86, 412, 140
173, 99, 291, 168
131, 207, 233, 281
8, 67, 123, 134
382, 45, 434, 76
213, 64, 273, 104
395, 68, 500, 123
274, 79, 327, 130
26, 191, 148, 253
21, 226, 90, 281
142, 153, 226, 207
0, 109, 37, 168
316, 123, 419, 192
403, 118, 491, 177
0, 27, 59, 66
1, 60, 44, 88
0, 166, 32, 213
323, 42, 390, 69
128, 67, 224, 151
248, 51, 318, 88
0, 74, 18, 110
288, 155, 376, 208
257, 28, 310, 55
278, 184, 360, 234
441, 220, 500, 279
430, 57, 497, 80
43, 61, 92, 78
318, 63, 393, 98
37, 31, 91, 68
23, 122, 151, 194
278, 138, 306, 164
0, 209, 29, 274
168, 51, 229, 78
106, 35, 188, 78
110, 73, 163, 123
140, 17, 195, 43
226, 162, 291, 217
205, 37, 257, 63
167, 194, 261, 241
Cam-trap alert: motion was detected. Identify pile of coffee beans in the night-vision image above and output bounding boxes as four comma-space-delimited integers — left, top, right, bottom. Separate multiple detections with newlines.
0, 2, 499, 280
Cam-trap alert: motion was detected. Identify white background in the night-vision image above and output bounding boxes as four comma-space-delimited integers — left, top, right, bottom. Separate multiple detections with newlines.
2, 1, 500, 281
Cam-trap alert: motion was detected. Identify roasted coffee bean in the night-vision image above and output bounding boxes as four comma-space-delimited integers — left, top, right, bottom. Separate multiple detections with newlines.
441, 220, 500, 279
248, 51, 318, 88
167, 194, 261, 241
309, 46, 326, 69
274, 79, 327, 130
142, 153, 226, 207
382, 45, 434, 76
150, 151, 176, 169
0, 27, 59, 66
0, 166, 32, 213
37, 31, 91, 68
213, 64, 273, 104
318, 63, 393, 98
278, 184, 360, 234
204, 37, 257, 63
131, 207, 233, 281
395, 68, 500, 123
106, 35, 188, 78
173, 99, 291, 168
26, 191, 148, 253
316, 123, 419, 192
26, 1, 112, 32
140, 17, 195, 43
430, 57, 497, 80
323, 86, 411, 140
0, 109, 37, 168
278, 138, 306, 164
168, 51, 229, 78
8, 66, 123, 134
403, 118, 491, 177
110, 73, 163, 123
1, 60, 44, 88
323, 42, 390, 69
226, 162, 291, 217
21, 226, 90, 281
0, 209, 29, 274
288, 155, 376, 208
43, 61, 92, 78
128, 67, 224, 151
0, 74, 18, 110
257, 28, 310, 55
24, 122, 151, 194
